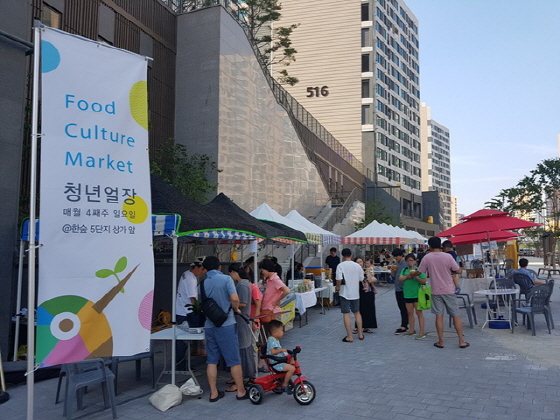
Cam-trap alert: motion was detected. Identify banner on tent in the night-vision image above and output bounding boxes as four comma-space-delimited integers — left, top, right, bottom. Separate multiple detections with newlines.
37, 27, 154, 366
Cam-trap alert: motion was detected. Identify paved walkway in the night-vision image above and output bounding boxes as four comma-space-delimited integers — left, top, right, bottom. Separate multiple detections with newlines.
4, 258, 560, 419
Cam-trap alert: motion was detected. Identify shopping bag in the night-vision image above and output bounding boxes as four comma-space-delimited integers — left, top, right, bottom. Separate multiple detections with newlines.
417, 284, 432, 311
149, 384, 182, 411
180, 378, 203, 396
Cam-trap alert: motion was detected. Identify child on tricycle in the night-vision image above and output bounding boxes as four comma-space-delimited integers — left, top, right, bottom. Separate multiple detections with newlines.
246, 319, 316, 405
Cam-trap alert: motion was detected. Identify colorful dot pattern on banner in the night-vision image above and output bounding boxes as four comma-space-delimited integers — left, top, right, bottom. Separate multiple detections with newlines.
138, 290, 154, 330
129, 81, 148, 129
122, 195, 149, 224
41, 40, 60, 73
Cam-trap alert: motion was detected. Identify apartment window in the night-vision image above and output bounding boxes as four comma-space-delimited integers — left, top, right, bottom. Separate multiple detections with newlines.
361, 3, 369, 21
361, 28, 371, 47
361, 54, 370, 72
362, 105, 372, 125
42, 4, 61, 28
362, 80, 370, 98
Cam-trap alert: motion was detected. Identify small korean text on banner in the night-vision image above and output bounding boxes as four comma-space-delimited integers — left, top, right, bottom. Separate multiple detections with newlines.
37, 27, 154, 365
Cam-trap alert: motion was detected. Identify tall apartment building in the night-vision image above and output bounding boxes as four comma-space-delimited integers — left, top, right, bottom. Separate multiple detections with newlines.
279, 0, 425, 217
420, 104, 452, 229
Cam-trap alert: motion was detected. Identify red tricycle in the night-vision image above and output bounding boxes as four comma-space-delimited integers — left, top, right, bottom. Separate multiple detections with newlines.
246, 344, 316, 405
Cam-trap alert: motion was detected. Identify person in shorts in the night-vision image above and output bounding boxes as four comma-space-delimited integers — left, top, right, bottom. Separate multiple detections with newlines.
335, 248, 364, 342
202, 256, 248, 401
408, 237, 469, 349
399, 253, 427, 340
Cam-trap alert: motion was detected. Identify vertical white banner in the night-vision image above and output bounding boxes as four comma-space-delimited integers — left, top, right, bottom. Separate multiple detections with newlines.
37, 28, 154, 365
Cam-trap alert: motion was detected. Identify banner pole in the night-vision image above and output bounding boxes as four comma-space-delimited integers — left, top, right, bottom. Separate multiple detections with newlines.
27, 25, 42, 420
13, 239, 25, 361
171, 234, 178, 385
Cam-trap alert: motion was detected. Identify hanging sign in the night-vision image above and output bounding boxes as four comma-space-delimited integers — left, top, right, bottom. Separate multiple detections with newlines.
37, 27, 154, 365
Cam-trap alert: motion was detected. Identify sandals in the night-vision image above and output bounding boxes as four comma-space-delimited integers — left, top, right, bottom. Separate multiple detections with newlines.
209, 390, 225, 402
363, 328, 374, 334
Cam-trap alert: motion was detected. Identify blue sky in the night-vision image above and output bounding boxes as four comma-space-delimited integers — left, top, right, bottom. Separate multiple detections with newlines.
406, 0, 560, 216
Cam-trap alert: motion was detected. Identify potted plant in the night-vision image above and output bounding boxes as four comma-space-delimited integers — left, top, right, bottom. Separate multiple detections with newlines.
185, 299, 206, 328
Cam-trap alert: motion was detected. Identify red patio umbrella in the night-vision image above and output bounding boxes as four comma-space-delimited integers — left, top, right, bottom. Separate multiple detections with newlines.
447, 231, 522, 245
437, 214, 542, 238
460, 209, 509, 220
437, 210, 542, 282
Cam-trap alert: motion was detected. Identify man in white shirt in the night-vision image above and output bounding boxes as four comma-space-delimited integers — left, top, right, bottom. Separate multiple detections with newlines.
335, 248, 364, 342
175, 260, 206, 370
176, 260, 205, 325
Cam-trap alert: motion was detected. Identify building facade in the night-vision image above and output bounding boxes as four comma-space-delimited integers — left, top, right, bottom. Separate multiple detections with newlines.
279, 0, 440, 233
279, 0, 421, 193
420, 104, 452, 230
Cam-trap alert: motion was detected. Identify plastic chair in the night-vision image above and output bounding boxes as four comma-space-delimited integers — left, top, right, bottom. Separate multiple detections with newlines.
489, 278, 516, 289
488, 278, 516, 308
448, 293, 477, 329
499, 259, 514, 276
55, 357, 113, 404
471, 260, 484, 269
545, 279, 555, 329
512, 285, 552, 336
62, 358, 117, 419
111, 351, 155, 395
512, 273, 534, 301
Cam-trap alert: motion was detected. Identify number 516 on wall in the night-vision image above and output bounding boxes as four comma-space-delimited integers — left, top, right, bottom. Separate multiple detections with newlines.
306, 86, 329, 97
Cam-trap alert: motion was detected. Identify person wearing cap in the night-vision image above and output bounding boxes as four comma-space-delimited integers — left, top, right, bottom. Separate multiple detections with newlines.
408, 237, 468, 349
175, 258, 206, 370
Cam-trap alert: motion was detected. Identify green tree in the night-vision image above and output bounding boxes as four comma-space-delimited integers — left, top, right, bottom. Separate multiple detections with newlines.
235, 0, 299, 85
355, 199, 401, 230
151, 139, 221, 204
487, 158, 560, 235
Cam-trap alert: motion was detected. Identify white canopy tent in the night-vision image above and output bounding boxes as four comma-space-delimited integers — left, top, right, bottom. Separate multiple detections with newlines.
284, 210, 341, 245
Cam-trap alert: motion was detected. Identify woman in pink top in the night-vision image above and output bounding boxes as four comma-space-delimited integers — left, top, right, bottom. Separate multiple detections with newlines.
260, 258, 290, 314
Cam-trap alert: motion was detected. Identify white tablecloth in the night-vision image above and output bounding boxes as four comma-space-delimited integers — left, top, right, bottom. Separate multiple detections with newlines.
316, 282, 334, 303
294, 290, 318, 315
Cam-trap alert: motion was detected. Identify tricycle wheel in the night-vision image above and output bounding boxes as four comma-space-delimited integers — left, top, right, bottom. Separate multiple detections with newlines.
293, 380, 315, 405
272, 386, 284, 394
248, 384, 265, 405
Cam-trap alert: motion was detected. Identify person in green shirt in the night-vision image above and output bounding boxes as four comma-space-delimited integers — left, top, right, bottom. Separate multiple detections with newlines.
399, 253, 427, 340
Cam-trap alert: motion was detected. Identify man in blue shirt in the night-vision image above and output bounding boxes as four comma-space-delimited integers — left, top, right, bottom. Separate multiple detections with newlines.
202, 256, 248, 402
515, 258, 543, 283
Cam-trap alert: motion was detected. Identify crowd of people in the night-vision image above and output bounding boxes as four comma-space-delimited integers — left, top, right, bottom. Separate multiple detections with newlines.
329, 237, 470, 349
175, 255, 293, 402
175, 237, 485, 401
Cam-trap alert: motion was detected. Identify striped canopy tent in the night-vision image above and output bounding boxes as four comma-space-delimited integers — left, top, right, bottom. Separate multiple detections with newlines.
250, 203, 318, 244
284, 210, 342, 245
342, 220, 409, 245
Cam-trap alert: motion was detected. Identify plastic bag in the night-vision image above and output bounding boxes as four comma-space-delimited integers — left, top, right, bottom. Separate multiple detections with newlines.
149, 384, 182, 411
180, 378, 203, 396
417, 284, 432, 311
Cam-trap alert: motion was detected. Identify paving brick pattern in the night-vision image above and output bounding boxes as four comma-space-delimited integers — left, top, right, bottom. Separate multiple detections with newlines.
4, 259, 560, 419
